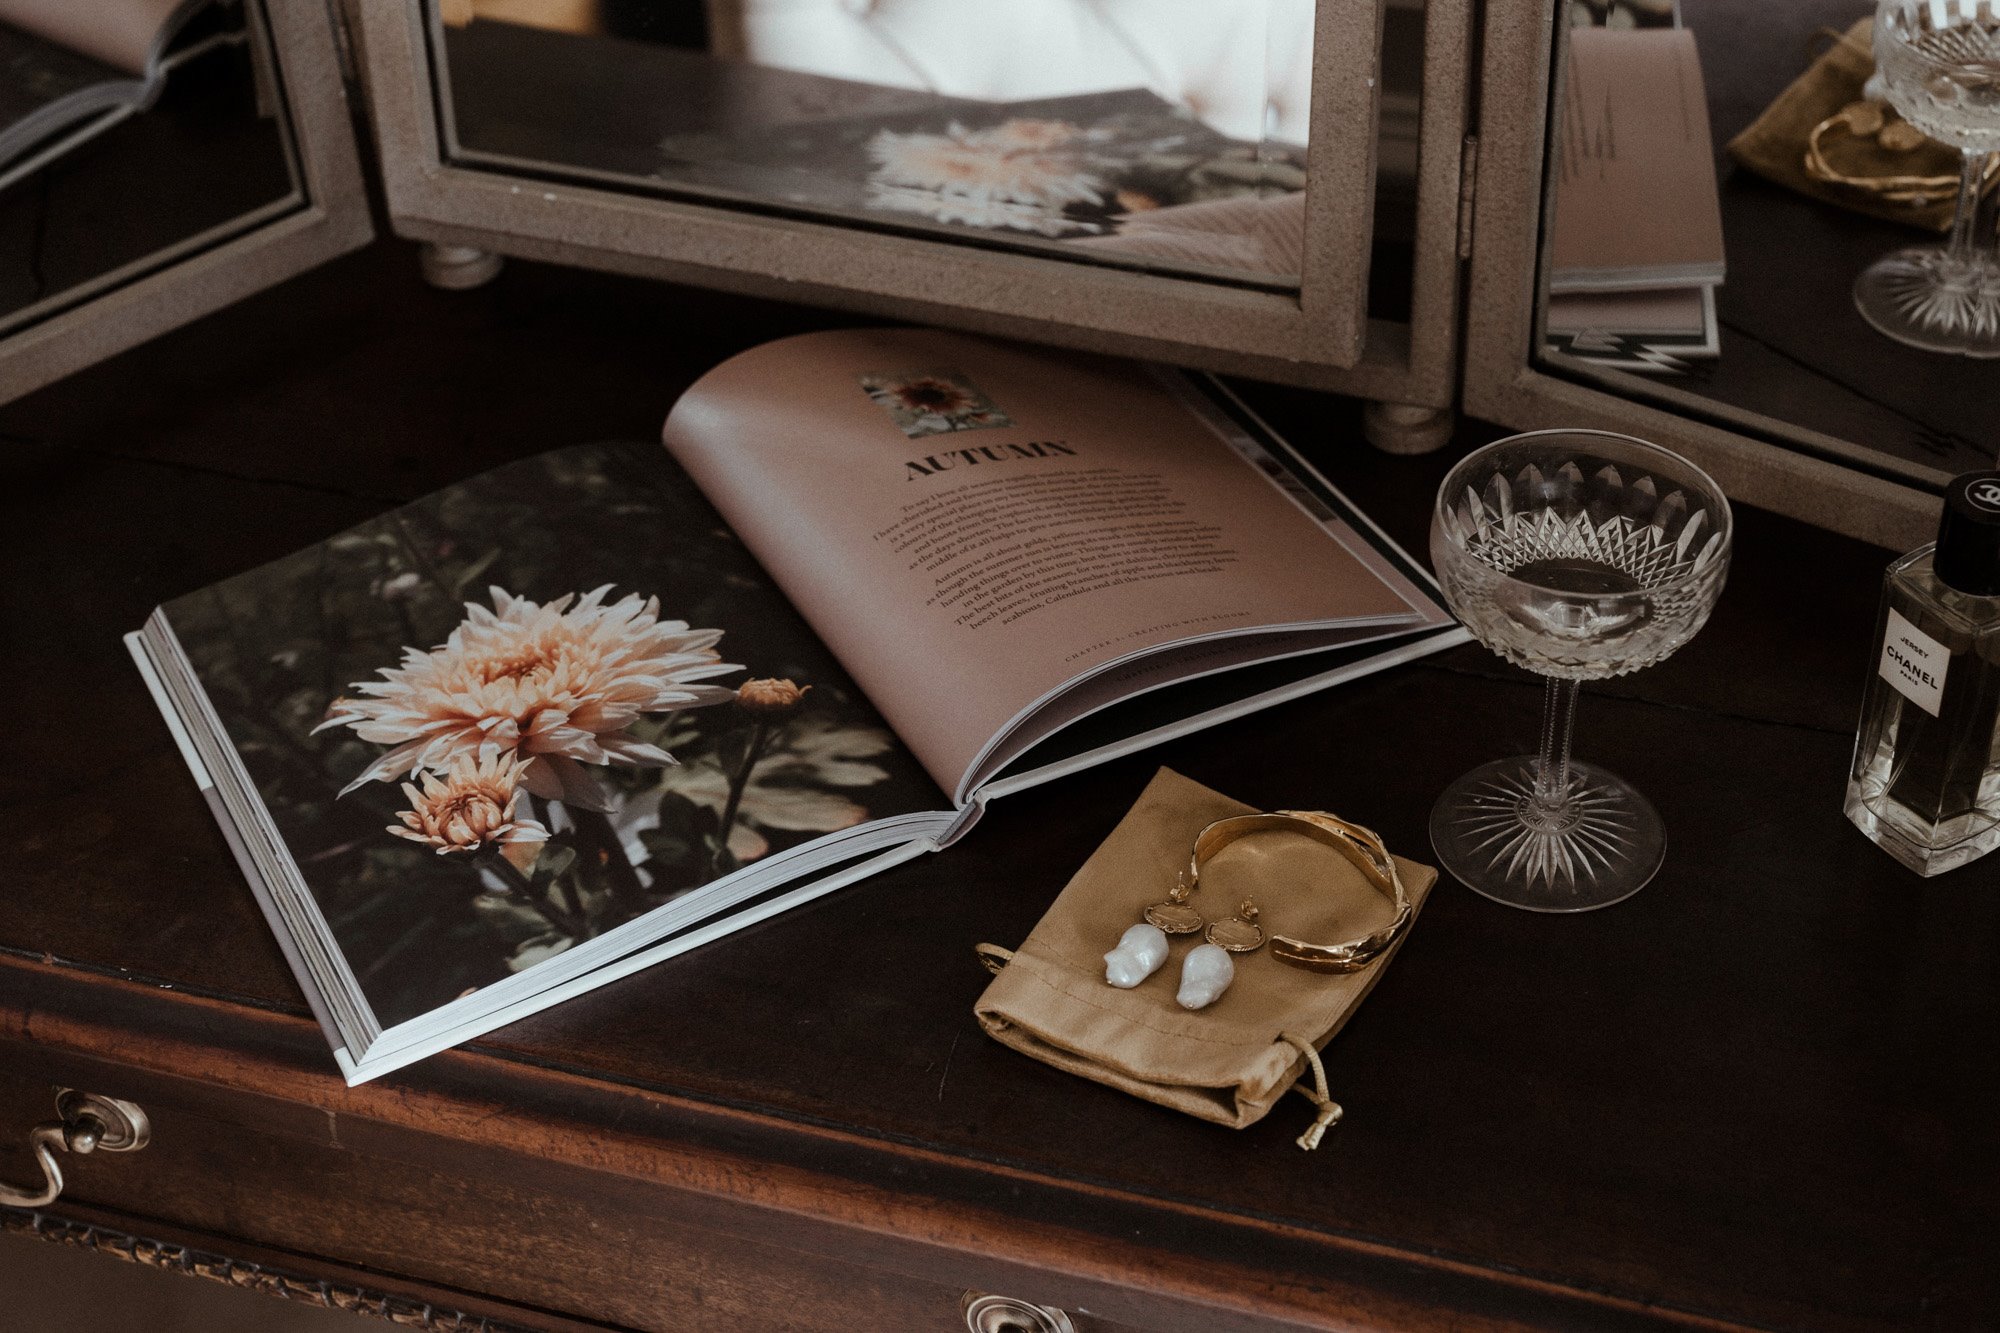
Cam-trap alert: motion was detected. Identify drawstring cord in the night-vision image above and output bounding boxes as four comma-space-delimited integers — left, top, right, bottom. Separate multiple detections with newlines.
1279, 1032, 1343, 1150
977, 950, 1345, 1150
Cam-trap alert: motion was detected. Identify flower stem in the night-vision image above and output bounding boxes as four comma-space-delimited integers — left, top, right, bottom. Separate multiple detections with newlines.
569, 807, 646, 912
482, 846, 587, 940
710, 720, 771, 878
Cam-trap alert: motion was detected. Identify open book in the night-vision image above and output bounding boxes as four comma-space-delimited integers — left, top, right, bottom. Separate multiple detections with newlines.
130, 329, 1463, 1083
0, 0, 241, 192
1549, 26, 1724, 294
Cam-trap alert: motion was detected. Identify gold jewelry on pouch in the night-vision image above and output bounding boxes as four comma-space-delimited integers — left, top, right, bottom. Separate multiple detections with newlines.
1203, 898, 1266, 953
1184, 812, 1411, 975
1141, 874, 1205, 935
1805, 99, 1998, 206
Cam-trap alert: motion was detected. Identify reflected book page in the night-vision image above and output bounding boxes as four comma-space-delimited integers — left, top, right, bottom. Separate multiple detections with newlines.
435, 9, 1312, 290
129, 328, 1463, 1083
1549, 26, 1725, 293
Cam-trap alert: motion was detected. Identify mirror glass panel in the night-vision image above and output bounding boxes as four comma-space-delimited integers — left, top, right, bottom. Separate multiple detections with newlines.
1532, 0, 1996, 490
0, 0, 306, 338
430, 0, 1318, 291
1371, 0, 1425, 325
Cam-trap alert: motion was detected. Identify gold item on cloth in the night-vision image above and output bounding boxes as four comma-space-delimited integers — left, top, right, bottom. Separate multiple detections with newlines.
1141, 875, 1205, 935
1804, 99, 1999, 206
1184, 811, 1412, 975
1177, 896, 1262, 1011
1174, 943, 1237, 1010
1203, 898, 1267, 952
1726, 18, 1984, 232
1102, 922, 1170, 989
972, 769, 1440, 1150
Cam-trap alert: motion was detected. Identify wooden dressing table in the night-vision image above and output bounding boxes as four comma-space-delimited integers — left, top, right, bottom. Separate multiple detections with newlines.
2, 245, 1996, 1332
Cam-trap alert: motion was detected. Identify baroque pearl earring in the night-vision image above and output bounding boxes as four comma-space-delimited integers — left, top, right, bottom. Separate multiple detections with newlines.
1103, 922, 1169, 988
1176, 899, 1266, 1011
1104, 872, 1205, 990
1175, 944, 1235, 1009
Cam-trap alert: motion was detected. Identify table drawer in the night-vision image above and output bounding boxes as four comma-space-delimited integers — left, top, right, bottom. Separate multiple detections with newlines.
0, 1061, 1131, 1333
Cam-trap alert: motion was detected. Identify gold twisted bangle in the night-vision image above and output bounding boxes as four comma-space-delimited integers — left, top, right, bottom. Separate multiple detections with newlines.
1803, 99, 1997, 206
1185, 811, 1411, 975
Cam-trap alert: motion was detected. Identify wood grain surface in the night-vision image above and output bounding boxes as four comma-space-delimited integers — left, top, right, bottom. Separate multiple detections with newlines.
1, 238, 1996, 1331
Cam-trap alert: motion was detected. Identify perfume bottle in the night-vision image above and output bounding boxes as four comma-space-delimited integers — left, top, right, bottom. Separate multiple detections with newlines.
1846, 472, 2000, 876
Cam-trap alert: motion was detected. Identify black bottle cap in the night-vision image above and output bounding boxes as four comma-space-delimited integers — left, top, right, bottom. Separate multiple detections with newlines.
1934, 472, 2000, 595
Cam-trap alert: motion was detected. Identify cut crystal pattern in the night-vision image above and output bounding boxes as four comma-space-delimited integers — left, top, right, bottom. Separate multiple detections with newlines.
1446, 763, 1639, 891
1429, 431, 1728, 912
1433, 458, 1728, 680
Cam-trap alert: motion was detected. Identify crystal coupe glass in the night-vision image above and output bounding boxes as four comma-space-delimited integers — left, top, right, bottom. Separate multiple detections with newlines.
1428, 431, 1732, 912
1854, 0, 2000, 357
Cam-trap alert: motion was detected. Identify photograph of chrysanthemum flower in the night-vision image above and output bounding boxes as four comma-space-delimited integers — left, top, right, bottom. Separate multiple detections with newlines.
166, 442, 942, 1028
859, 367, 1013, 439
654, 87, 1306, 255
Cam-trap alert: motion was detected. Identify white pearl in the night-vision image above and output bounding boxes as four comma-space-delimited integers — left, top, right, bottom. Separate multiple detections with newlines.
1176, 944, 1235, 1010
1104, 923, 1169, 988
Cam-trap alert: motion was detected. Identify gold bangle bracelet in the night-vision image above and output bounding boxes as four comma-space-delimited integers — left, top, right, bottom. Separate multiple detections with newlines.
1185, 811, 1411, 975
1803, 100, 1997, 206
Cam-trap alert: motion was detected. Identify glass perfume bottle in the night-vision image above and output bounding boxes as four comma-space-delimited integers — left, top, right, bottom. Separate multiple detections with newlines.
1846, 472, 2000, 875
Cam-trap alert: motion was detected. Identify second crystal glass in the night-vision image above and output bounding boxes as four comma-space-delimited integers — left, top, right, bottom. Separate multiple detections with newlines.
1853, 0, 2000, 357
1428, 430, 1732, 912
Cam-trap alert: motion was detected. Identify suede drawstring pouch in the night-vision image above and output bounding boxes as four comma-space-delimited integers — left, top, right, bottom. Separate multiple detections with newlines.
975, 768, 1435, 1150
1727, 19, 1972, 233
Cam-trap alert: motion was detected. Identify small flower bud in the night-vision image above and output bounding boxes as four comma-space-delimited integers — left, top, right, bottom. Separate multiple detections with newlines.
736, 678, 810, 714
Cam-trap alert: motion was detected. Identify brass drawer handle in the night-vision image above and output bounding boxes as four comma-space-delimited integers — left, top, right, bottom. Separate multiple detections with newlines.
0, 1090, 150, 1209
961, 1291, 1076, 1333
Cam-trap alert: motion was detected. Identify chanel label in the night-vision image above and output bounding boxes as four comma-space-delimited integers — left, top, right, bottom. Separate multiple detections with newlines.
1879, 607, 1948, 718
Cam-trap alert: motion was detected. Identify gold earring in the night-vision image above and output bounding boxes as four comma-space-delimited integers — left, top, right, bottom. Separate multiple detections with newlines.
1204, 898, 1266, 953
1143, 873, 1205, 935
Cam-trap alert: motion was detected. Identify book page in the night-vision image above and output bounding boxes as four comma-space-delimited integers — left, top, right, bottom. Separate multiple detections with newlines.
156, 442, 948, 1036
663, 329, 1423, 798
0, 0, 189, 73
1549, 27, 1725, 291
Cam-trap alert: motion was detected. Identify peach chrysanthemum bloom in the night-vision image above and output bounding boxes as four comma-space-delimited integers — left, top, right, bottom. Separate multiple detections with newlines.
321, 585, 739, 810
867, 120, 1106, 219
883, 376, 978, 418
866, 184, 1087, 236
388, 752, 550, 855
735, 677, 811, 715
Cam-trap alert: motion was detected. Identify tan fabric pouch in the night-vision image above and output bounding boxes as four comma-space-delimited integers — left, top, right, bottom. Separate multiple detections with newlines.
1727, 19, 1966, 233
974, 768, 1435, 1149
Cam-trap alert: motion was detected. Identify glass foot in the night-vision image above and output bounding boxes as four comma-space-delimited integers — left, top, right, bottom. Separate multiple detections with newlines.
1853, 247, 2000, 358
1429, 756, 1664, 913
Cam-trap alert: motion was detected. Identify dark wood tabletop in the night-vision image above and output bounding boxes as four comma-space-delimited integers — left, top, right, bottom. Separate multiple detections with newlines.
2, 239, 1996, 1332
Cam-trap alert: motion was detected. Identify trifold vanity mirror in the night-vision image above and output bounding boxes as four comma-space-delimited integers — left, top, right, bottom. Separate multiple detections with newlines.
0, 0, 370, 404
354, 0, 1469, 441
1466, 0, 1953, 549
2, 0, 1962, 549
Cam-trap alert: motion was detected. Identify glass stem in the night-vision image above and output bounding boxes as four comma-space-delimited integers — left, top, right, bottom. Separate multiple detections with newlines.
1532, 676, 1581, 811
1947, 150, 1991, 271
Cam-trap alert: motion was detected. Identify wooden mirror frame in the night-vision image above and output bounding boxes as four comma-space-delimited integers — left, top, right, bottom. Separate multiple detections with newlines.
1460, 0, 1938, 550
352, 0, 1478, 438
0, 0, 373, 406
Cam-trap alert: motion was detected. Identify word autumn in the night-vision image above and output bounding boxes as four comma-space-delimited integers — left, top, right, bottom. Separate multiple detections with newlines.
904, 439, 1075, 480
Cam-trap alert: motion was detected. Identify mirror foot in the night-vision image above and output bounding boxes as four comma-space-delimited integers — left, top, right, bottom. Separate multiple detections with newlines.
1363, 401, 1454, 455
419, 244, 504, 291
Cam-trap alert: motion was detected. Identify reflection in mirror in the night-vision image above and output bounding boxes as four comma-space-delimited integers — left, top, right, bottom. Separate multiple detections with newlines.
0, 0, 304, 338
1533, 0, 1999, 491
431, 0, 1316, 290
1370, 0, 1426, 324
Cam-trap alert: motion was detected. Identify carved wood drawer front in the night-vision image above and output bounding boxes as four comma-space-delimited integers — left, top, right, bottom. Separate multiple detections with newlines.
0, 1056, 1155, 1333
